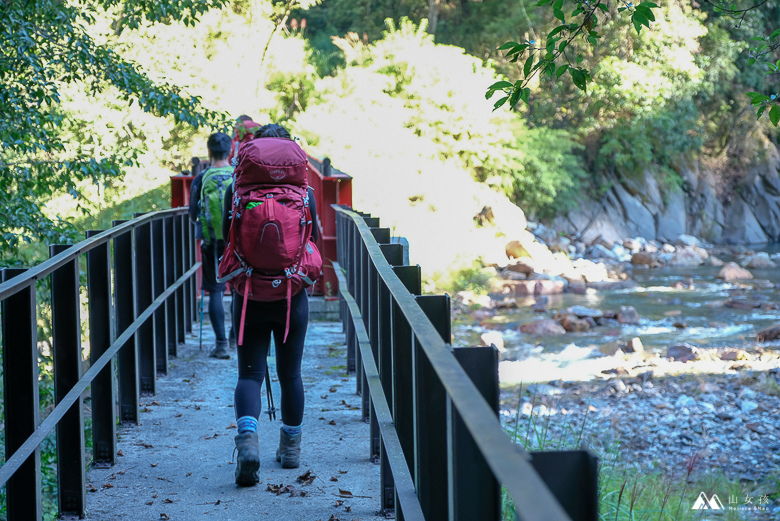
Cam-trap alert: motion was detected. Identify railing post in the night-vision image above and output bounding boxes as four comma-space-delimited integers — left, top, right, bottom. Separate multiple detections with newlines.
377, 269, 395, 516
189, 220, 198, 325
359, 239, 369, 421
151, 219, 168, 374
448, 345, 500, 521
414, 294, 451, 521
368, 259, 380, 460
50, 244, 86, 517
164, 216, 178, 357
86, 230, 117, 467
182, 216, 193, 334
113, 220, 139, 424
1, 269, 42, 521
391, 265, 421, 479
345, 219, 356, 372
174, 214, 186, 344
134, 214, 156, 395
354, 230, 363, 395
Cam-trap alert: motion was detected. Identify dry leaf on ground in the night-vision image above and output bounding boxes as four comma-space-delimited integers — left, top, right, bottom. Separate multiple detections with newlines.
297, 470, 316, 485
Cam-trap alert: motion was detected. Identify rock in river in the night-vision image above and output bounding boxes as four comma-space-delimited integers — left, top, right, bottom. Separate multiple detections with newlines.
718, 262, 753, 281
617, 305, 640, 325
519, 319, 566, 336
756, 324, 780, 342
566, 305, 604, 319
557, 313, 592, 332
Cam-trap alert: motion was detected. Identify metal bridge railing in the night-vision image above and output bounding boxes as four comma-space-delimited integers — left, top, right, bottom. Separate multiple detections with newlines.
0, 208, 199, 520
334, 206, 599, 521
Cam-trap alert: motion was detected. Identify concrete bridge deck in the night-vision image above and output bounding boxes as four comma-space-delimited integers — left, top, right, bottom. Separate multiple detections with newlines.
85, 303, 384, 521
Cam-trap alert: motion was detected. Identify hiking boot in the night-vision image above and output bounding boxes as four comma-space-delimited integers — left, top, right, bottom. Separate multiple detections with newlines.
234, 432, 260, 486
209, 339, 230, 359
275, 428, 301, 469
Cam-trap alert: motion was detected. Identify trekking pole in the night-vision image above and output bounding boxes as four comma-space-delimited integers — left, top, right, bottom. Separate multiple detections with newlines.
198, 288, 205, 350
265, 365, 277, 421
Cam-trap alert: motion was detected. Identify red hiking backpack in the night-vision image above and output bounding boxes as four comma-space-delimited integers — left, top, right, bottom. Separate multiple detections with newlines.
217, 137, 322, 345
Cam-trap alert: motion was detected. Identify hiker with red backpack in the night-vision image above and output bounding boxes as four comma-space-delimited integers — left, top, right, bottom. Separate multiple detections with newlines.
188, 132, 236, 359
217, 124, 322, 486
228, 115, 261, 166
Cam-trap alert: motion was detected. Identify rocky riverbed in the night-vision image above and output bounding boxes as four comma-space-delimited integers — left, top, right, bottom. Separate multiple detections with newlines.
451, 230, 780, 514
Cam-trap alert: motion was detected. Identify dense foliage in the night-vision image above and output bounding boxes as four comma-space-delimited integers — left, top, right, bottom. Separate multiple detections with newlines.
0, 0, 232, 264
296, 1, 780, 205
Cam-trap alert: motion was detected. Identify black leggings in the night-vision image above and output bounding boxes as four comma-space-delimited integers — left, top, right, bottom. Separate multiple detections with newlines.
233, 290, 308, 426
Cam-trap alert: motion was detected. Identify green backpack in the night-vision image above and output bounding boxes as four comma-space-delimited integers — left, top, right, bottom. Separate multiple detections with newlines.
199, 166, 234, 244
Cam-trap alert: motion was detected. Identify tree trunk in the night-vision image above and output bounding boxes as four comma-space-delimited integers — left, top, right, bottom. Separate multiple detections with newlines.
428, 0, 439, 35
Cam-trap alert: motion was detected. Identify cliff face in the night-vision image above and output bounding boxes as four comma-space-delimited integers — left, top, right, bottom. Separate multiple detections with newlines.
554, 143, 780, 245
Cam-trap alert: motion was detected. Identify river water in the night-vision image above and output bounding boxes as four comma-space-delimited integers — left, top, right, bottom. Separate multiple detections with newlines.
452, 251, 780, 383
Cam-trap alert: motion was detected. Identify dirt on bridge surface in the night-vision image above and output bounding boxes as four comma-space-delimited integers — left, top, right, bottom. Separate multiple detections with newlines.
85, 303, 386, 521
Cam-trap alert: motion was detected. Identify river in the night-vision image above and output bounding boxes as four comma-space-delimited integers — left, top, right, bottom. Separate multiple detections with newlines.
452, 249, 780, 384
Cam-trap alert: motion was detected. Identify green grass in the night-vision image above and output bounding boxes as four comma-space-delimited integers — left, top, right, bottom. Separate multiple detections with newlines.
501, 387, 779, 520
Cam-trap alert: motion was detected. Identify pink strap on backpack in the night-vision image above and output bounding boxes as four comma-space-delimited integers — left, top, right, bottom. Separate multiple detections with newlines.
280, 197, 313, 344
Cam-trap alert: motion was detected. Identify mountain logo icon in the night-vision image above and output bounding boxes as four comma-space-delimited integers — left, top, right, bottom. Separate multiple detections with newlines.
692, 492, 724, 510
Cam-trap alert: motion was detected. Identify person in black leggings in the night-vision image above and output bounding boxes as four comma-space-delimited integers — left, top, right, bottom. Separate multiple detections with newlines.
222, 123, 318, 485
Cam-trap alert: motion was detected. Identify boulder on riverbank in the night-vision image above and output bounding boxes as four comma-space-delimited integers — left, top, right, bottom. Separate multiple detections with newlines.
666, 343, 699, 362
667, 246, 705, 267
743, 252, 777, 269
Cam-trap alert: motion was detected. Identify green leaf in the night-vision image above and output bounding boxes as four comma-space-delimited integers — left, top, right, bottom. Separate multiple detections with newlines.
524, 55, 534, 76
638, 1, 659, 7
498, 41, 521, 50
770, 105, 780, 126
488, 80, 513, 90
771, 29, 780, 40
493, 96, 509, 111
536, 0, 554, 5
632, 12, 649, 33
570, 68, 587, 91
556, 64, 569, 78
747, 58, 756, 66
635, 5, 655, 21
558, 41, 568, 53
597, 3, 608, 13
548, 25, 567, 38
758, 105, 767, 119
509, 88, 522, 107
553, 8, 565, 22
520, 87, 531, 104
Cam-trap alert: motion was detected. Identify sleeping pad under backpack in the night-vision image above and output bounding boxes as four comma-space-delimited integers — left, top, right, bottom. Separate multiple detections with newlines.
217, 137, 322, 344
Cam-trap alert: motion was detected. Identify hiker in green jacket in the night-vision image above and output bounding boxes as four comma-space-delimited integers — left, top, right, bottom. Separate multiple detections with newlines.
189, 132, 235, 359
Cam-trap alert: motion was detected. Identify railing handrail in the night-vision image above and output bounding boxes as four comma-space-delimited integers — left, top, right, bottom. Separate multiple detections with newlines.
334, 205, 574, 521
0, 207, 187, 301
0, 262, 199, 487
0, 206, 200, 519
